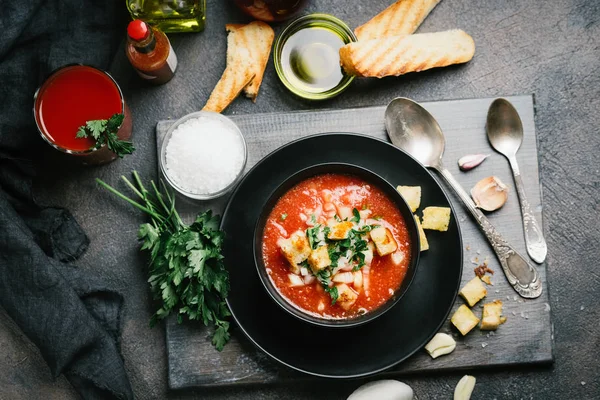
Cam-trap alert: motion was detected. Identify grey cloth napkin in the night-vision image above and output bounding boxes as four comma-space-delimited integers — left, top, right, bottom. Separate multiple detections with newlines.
0, 0, 133, 398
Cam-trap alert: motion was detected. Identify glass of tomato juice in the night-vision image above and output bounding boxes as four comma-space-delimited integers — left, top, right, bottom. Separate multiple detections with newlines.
33, 64, 133, 165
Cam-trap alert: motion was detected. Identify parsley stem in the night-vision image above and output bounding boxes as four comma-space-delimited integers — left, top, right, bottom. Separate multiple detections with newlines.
96, 178, 164, 222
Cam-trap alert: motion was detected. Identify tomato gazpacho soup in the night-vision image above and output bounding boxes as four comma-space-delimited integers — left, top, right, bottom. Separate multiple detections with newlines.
262, 173, 412, 319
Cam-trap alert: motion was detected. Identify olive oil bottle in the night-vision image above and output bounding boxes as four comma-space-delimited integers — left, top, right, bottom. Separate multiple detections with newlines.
127, 0, 206, 33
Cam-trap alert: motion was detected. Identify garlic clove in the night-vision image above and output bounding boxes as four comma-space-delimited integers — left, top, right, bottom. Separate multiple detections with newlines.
424, 332, 456, 359
454, 375, 476, 400
347, 380, 414, 400
470, 176, 509, 211
458, 154, 489, 171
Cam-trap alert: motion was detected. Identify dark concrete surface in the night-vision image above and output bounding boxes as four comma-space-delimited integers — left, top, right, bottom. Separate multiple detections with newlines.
1, 0, 599, 399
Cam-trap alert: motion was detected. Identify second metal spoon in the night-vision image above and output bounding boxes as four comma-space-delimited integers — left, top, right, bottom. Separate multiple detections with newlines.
486, 98, 547, 264
385, 97, 542, 299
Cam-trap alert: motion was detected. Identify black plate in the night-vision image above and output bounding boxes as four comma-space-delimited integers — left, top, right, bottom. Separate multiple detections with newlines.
221, 133, 462, 378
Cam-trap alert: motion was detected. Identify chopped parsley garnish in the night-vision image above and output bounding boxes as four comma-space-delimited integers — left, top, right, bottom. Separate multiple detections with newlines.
280, 213, 287, 221
334, 214, 342, 222
325, 286, 339, 305
351, 208, 361, 223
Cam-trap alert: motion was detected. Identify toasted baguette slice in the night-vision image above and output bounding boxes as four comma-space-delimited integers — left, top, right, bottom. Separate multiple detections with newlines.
355, 0, 442, 41
225, 21, 275, 101
339, 29, 475, 78
202, 51, 255, 113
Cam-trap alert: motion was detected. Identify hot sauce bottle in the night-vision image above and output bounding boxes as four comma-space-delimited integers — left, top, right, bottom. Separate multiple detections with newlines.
126, 20, 177, 84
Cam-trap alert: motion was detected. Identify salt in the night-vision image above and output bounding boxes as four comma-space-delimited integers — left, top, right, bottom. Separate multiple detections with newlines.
165, 116, 244, 195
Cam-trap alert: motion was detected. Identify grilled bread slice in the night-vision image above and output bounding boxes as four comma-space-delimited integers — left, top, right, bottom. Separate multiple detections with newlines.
202, 49, 255, 113
339, 29, 475, 78
225, 21, 275, 101
355, 0, 442, 41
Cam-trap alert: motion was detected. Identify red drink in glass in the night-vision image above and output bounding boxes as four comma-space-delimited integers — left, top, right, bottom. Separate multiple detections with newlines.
34, 65, 133, 165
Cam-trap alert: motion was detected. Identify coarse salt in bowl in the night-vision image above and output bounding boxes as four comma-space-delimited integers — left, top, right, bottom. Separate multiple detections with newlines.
160, 111, 247, 200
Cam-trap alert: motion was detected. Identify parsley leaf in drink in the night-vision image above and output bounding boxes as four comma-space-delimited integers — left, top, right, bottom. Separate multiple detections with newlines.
76, 113, 134, 158
96, 171, 231, 351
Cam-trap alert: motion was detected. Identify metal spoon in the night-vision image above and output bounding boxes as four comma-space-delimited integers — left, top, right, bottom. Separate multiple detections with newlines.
486, 98, 547, 264
385, 98, 542, 299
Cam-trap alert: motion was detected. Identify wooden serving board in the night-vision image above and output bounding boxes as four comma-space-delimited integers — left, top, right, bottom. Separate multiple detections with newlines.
156, 95, 553, 389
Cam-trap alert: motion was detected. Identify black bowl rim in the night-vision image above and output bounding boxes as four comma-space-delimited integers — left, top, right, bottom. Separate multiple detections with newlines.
220, 132, 463, 378
252, 162, 421, 328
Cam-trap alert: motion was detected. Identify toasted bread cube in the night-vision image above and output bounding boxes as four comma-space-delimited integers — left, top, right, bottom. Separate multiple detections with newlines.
451, 305, 480, 336
459, 277, 487, 307
414, 215, 429, 251
370, 226, 398, 256
307, 245, 331, 274
277, 231, 311, 274
422, 206, 451, 231
481, 275, 492, 285
328, 221, 354, 240
397, 185, 422, 212
480, 300, 505, 330
336, 283, 358, 310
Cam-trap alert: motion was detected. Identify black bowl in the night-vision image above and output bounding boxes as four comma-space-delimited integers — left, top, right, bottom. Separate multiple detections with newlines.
253, 162, 420, 328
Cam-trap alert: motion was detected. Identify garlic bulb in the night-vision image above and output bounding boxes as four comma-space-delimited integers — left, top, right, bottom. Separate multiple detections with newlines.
470, 176, 508, 211
458, 154, 489, 171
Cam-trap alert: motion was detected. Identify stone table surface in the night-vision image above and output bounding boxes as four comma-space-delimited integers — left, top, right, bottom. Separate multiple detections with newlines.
1, 0, 599, 399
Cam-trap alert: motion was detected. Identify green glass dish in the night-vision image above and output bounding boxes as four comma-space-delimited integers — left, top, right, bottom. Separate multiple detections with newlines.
273, 13, 357, 101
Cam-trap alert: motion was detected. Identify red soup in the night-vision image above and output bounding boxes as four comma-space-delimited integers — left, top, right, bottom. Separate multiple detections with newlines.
262, 173, 412, 319
34, 65, 123, 152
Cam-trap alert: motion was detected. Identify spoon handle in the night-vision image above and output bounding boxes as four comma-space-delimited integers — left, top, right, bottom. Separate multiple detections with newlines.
508, 156, 547, 264
437, 165, 542, 299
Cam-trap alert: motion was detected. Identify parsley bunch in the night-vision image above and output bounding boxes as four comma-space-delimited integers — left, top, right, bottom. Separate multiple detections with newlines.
97, 171, 231, 350
76, 113, 135, 158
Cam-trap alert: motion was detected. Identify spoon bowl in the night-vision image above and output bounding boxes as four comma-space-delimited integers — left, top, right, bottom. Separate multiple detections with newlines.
384, 98, 445, 168
486, 98, 524, 156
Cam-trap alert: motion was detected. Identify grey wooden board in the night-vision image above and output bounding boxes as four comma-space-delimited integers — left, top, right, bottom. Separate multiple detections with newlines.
156, 95, 552, 390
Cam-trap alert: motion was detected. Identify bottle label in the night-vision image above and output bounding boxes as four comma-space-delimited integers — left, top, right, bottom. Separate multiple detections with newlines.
166, 43, 178, 73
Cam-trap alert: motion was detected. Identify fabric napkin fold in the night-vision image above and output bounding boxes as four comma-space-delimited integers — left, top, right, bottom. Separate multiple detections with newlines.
0, 0, 133, 398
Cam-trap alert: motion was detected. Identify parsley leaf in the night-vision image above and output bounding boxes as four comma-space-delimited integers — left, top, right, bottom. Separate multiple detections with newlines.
351, 208, 361, 223
334, 214, 342, 222
97, 172, 231, 351
326, 286, 339, 305
76, 113, 134, 158
280, 213, 287, 221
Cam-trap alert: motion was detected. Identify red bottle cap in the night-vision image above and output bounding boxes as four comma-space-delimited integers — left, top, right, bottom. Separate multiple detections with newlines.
127, 20, 150, 41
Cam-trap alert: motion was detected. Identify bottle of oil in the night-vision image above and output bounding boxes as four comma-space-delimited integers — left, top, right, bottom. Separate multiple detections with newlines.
126, 0, 206, 33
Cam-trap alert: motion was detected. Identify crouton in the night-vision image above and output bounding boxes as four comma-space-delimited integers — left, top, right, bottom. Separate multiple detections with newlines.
370, 226, 398, 256
422, 206, 451, 231
328, 221, 354, 240
277, 230, 311, 274
307, 245, 331, 274
451, 305, 480, 336
480, 300, 506, 330
336, 283, 359, 310
459, 277, 487, 307
397, 185, 421, 212
414, 215, 429, 251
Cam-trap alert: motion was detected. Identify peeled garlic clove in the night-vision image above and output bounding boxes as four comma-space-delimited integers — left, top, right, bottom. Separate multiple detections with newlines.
471, 176, 509, 211
347, 380, 413, 400
454, 375, 476, 400
424, 332, 456, 359
458, 154, 489, 171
